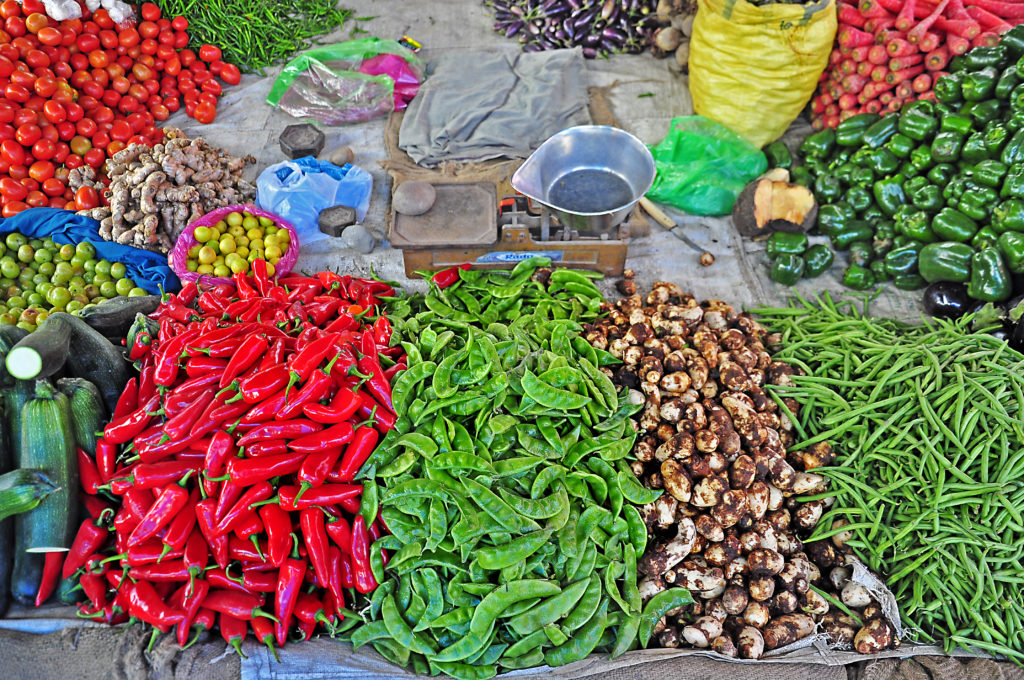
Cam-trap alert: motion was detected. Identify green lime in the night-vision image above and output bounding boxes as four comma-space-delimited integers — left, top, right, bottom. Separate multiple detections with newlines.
4, 233, 25, 250
242, 216, 259, 230
65, 300, 84, 313
226, 211, 244, 227
17, 272, 33, 287
75, 241, 96, 260
128, 287, 147, 297
83, 272, 94, 284
93, 271, 111, 284
25, 292, 44, 306
16, 245, 34, 264
33, 248, 52, 264
186, 260, 198, 272
115, 278, 135, 296
95, 259, 112, 276
0, 312, 16, 325
0, 258, 19, 279
7, 296, 24, 310
110, 262, 126, 279
35, 281, 52, 298
82, 259, 95, 273
194, 225, 213, 243
37, 261, 54, 277
27, 239, 42, 251
31, 273, 47, 287
258, 216, 274, 228
58, 244, 75, 260
34, 309, 48, 324
0, 242, 5, 258
100, 281, 117, 298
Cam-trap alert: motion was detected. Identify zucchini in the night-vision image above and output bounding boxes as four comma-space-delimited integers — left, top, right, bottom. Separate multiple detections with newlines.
0, 469, 56, 523
48, 312, 129, 414
16, 380, 77, 552
5, 314, 71, 381
0, 326, 27, 388
57, 378, 107, 457
0, 394, 10, 615
9, 549, 42, 606
4, 379, 34, 466
78, 295, 160, 338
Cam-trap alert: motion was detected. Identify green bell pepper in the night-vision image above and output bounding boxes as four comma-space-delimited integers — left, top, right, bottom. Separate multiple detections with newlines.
1002, 165, 1024, 199
1002, 129, 1024, 165
962, 99, 1002, 125
893, 235, 913, 249
911, 184, 944, 213
799, 128, 836, 159
940, 113, 974, 136
765, 231, 809, 259
873, 234, 894, 258
962, 66, 999, 102
834, 162, 857, 184
850, 166, 875, 186
847, 185, 874, 213
848, 241, 873, 268
972, 226, 1000, 250
958, 186, 997, 221
861, 206, 886, 223
919, 242, 974, 283
885, 242, 923, 277
843, 265, 876, 290
790, 166, 814, 187
817, 203, 855, 237
996, 64, 1021, 100
862, 115, 900, 149
934, 102, 956, 118
1013, 83, 1024, 113
836, 113, 880, 147
983, 121, 1009, 156
886, 133, 915, 158
933, 207, 980, 242
962, 131, 992, 164
966, 45, 1010, 71
802, 244, 834, 278
866, 148, 899, 176
943, 176, 968, 201
927, 163, 956, 185
900, 161, 920, 179
873, 175, 907, 217
814, 174, 842, 203
932, 131, 965, 163
903, 175, 929, 196
870, 259, 891, 282
1007, 111, 1024, 131
998, 231, 1024, 273
832, 221, 875, 250
949, 55, 969, 73
971, 159, 1007, 188
764, 141, 791, 169
898, 209, 937, 243
934, 72, 963, 103
910, 145, 934, 171
968, 248, 1012, 301
892, 274, 926, 290
769, 253, 805, 286
993, 199, 1024, 232
899, 107, 939, 141
1001, 24, 1024, 58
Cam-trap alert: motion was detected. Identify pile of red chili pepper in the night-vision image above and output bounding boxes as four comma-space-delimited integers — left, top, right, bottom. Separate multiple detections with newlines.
54, 260, 402, 655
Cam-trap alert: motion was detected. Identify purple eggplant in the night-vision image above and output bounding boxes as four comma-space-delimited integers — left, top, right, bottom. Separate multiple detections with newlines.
582, 47, 598, 58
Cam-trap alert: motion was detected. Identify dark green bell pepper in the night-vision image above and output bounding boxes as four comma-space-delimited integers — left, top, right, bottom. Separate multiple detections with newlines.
968, 248, 1012, 301
951, 55, 969, 73
765, 231, 809, 259
962, 99, 1001, 126
885, 242, 923, 277
814, 174, 842, 203
866, 148, 899, 176
932, 131, 966, 163
836, 113, 880, 147
802, 244, 834, 278
900, 161, 920, 179
910, 145, 934, 171
899, 107, 939, 142
911, 184, 943, 213
966, 45, 1010, 71
934, 102, 956, 118
800, 128, 836, 159
904, 175, 930, 196
962, 131, 992, 164
834, 163, 857, 184
870, 259, 891, 282
790, 165, 814, 188
769, 253, 805, 286
993, 199, 1024, 232
944, 176, 968, 201
898, 209, 937, 243
934, 72, 963, 103
861, 206, 886, 223
892, 274, 926, 290
972, 226, 1001, 250
998, 231, 1024, 273
847, 185, 874, 213
933, 207, 979, 242
850, 166, 875, 186
873, 234, 894, 258
764, 141, 791, 169
886, 133, 915, 158
873, 175, 907, 217
940, 113, 974, 136
1008, 111, 1024, 131
1002, 129, 1024, 165
1001, 24, 1024, 58
919, 242, 974, 283
848, 241, 873, 268
997, 64, 1022, 100
843, 264, 876, 290
893, 234, 913, 249
962, 67, 999, 102
862, 115, 899, 149
983, 121, 1009, 156
832, 221, 875, 250
958, 186, 997, 221
817, 203, 856, 237
1002, 165, 1024, 199
972, 159, 1007, 188
927, 163, 956, 185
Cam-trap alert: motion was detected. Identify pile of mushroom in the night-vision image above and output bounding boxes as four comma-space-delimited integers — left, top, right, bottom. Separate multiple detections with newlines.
584, 273, 899, 659
73, 127, 257, 253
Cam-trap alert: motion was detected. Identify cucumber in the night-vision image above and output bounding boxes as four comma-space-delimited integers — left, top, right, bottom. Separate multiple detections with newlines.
4, 379, 33, 466
9, 549, 42, 606
0, 469, 56, 523
57, 378, 107, 457
78, 295, 161, 339
5, 314, 71, 381
48, 312, 129, 414
15, 380, 77, 553
0, 393, 10, 615
0, 326, 28, 388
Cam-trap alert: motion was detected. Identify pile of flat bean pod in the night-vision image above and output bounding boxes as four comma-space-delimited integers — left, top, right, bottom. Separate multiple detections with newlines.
756, 293, 1024, 662
340, 258, 693, 678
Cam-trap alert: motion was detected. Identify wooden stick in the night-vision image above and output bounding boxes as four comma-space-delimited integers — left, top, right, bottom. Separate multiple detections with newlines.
638, 197, 676, 229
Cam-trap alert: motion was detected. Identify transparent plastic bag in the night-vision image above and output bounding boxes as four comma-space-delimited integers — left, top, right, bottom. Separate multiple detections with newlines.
646, 116, 767, 216
266, 39, 423, 126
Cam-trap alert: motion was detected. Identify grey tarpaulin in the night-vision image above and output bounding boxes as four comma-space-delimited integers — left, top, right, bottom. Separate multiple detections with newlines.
398, 47, 592, 166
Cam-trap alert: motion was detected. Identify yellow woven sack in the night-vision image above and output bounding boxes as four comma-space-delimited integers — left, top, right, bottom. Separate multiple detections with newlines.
689, 0, 836, 148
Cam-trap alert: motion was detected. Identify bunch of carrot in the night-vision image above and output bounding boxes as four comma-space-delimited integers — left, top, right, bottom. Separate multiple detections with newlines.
811, 0, 1024, 128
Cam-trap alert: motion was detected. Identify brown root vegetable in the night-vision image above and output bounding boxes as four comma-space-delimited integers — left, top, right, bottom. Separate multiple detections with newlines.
737, 626, 765, 659
748, 549, 785, 576
731, 177, 817, 238
682, 616, 723, 647
722, 585, 749, 615
748, 576, 775, 603
654, 26, 683, 53
763, 613, 816, 650
854, 618, 894, 653
710, 634, 737, 657
841, 581, 873, 609
393, 181, 437, 216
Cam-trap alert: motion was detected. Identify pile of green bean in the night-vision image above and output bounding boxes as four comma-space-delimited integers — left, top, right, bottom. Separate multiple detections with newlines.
756, 294, 1024, 661
342, 258, 692, 678
154, 0, 353, 73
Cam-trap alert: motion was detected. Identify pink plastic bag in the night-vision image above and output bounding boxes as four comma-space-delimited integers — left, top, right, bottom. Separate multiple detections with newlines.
358, 54, 420, 111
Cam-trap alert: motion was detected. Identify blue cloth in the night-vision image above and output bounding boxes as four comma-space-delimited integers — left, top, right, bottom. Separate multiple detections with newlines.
0, 208, 180, 294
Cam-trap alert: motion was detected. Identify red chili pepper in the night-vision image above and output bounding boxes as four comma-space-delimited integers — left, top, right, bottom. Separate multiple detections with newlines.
236, 388, 290, 426
214, 482, 274, 536
197, 287, 229, 314
204, 589, 276, 622
80, 494, 112, 521
234, 269, 259, 299
162, 487, 199, 555
251, 258, 272, 297
129, 559, 191, 581
223, 452, 306, 487
95, 437, 118, 483
219, 612, 249, 657
276, 369, 334, 421
294, 446, 343, 502
183, 526, 210, 583
138, 363, 157, 403
355, 391, 397, 433
114, 507, 142, 538
168, 372, 222, 404
128, 580, 185, 632
128, 480, 191, 547
128, 460, 197, 491
250, 614, 280, 661
333, 426, 379, 482
160, 299, 197, 324
274, 556, 305, 645
219, 334, 269, 390
33, 551, 63, 607
177, 281, 199, 306
214, 481, 245, 523
103, 393, 160, 445
431, 263, 471, 289
302, 395, 360, 425
299, 508, 331, 591
185, 607, 217, 648
203, 430, 236, 497
123, 487, 154, 519
304, 299, 342, 327
244, 439, 288, 458
123, 540, 185, 567
383, 361, 407, 383
316, 271, 344, 290
278, 483, 361, 512
287, 333, 340, 391
175, 578, 209, 647
356, 341, 395, 415
79, 571, 108, 609
206, 567, 249, 594
234, 512, 264, 542
325, 517, 352, 554
64, 521, 109, 578
236, 420, 322, 447
163, 390, 216, 442
350, 515, 377, 594
228, 536, 269, 563
136, 433, 205, 465
256, 339, 288, 373
78, 447, 102, 495
323, 312, 357, 334
196, 499, 229, 570
205, 335, 245, 359
154, 327, 200, 386
338, 548, 355, 588
113, 378, 138, 420
239, 366, 290, 404
259, 504, 292, 568
286, 421, 354, 454
294, 592, 334, 628
128, 331, 153, 361
371, 316, 391, 346
241, 569, 276, 593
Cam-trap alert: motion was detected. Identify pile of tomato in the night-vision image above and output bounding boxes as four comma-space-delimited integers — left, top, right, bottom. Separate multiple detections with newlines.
0, 1, 239, 217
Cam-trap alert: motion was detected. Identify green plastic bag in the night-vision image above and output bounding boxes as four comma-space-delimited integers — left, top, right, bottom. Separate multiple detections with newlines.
645, 116, 768, 216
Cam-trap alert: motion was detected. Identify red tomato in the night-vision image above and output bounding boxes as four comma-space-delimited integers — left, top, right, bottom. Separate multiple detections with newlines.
163, 96, 179, 112
24, 189, 45, 207
12, 109, 36, 127
200, 78, 221, 96
27, 159, 51, 181
35, 26, 59, 46
106, 62, 124, 79
14, 122, 39, 145
140, 3, 161, 21
137, 53, 154, 68
39, 122, 56, 141
64, 152, 82, 169
131, 62, 152, 81
52, 142, 67, 162
197, 91, 216, 106
0, 1, 19, 20
22, 0, 43, 15
106, 139, 124, 155
171, 15, 188, 31
4, 17, 25, 38
157, 18, 170, 30
69, 53, 88, 72
68, 135, 90, 155
90, 66, 108, 87
174, 31, 188, 49
0, 123, 15, 141
40, 176, 62, 196
0, 102, 12, 123
0, 55, 12, 77
93, 9, 113, 30
138, 20, 158, 40
145, 93, 160, 108
32, 75, 54, 97
53, 60, 71, 79
163, 56, 180, 76
76, 32, 99, 52
23, 13, 46, 34
98, 29, 117, 50
128, 83, 147, 100
82, 147, 103, 168
193, 69, 211, 85
184, 99, 195, 117
18, 177, 38, 193
110, 75, 129, 94
7, 163, 25, 179
10, 36, 33, 56
30, 138, 53, 159
157, 30, 174, 47
64, 102, 83, 122
90, 129, 108, 149
193, 100, 215, 124
54, 121, 73, 140
0, 176, 26, 200
118, 27, 139, 47
41, 100, 64, 123
3, 200, 27, 216
0, 139, 22, 164
198, 44, 221, 63
219, 62, 241, 86
87, 49, 107, 68
75, 117, 96, 136
80, 80, 102, 99
100, 88, 119, 107
77, 95, 99, 111
92, 105, 113, 124
142, 78, 159, 94
178, 48, 195, 66
182, 88, 197, 104
58, 26, 76, 47
117, 94, 139, 113
109, 119, 130, 141
24, 48, 46, 68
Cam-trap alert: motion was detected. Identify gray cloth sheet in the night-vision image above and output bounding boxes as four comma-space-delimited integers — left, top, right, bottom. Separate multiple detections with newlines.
398, 47, 592, 166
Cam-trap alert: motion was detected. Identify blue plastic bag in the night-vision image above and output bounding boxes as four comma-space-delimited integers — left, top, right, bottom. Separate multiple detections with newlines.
256, 156, 373, 245
0, 208, 179, 294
